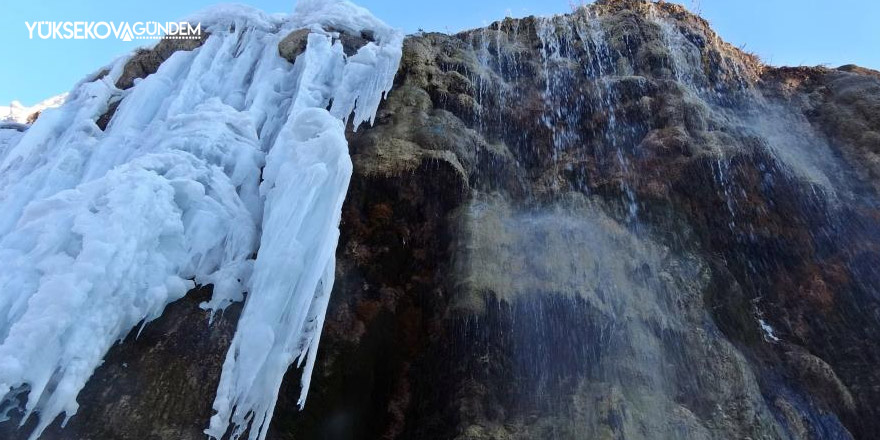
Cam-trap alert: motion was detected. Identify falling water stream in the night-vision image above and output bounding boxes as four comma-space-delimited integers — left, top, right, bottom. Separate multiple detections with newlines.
441, 2, 880, 438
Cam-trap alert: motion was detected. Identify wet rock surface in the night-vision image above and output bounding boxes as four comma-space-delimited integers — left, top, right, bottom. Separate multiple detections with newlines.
287, 1, 880, 438
11, 1, 880, 439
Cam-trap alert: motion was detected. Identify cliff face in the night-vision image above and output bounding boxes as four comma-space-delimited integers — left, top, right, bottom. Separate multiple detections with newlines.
6, 1, 880, 439
290, 2, 880, 439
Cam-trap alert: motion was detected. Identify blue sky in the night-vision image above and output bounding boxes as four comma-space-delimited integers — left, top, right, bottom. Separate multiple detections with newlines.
1, 0, 878, 105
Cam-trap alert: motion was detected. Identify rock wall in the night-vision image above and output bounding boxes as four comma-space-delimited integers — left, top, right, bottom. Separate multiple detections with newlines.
7, 1, 880, 439
288, 1, 880, 439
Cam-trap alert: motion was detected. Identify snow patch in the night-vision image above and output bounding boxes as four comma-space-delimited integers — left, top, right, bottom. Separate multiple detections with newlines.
0, 94, 68, 124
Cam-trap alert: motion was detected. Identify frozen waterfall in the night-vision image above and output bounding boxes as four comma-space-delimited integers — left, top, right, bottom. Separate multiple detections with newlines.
0, 1, 402, 439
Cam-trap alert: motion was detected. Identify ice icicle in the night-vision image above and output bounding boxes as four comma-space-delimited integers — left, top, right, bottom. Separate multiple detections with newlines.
205, 1, 402, 439
205, 108, 352, 440
0, 1, 401, 439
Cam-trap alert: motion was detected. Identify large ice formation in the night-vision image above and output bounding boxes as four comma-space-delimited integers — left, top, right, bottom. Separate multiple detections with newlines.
0, 1, 402, 439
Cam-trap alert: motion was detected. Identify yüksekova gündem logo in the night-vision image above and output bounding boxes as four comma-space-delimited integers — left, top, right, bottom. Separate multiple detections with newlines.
25, 21, 202, 41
